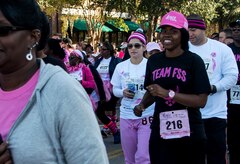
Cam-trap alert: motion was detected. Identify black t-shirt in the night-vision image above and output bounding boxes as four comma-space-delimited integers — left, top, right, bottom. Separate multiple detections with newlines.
227, 43, 240, 109
145, 51, 211, 139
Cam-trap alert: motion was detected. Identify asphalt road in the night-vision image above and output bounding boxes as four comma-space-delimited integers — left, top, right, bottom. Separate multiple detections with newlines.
103, 133, 124, 164
102, 100, 124, 163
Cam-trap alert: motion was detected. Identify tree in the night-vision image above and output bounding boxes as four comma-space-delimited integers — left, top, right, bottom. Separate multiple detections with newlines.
179, 0, 240, 32
38, 0, 240, 44
179, 0, 218, 34
138, 0, 189, 41
214, 0, 240, 30
38, 0, 83, 37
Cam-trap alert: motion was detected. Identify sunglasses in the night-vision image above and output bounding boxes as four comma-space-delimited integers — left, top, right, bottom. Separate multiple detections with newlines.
232, 28, 240, 32
127, 43, 142, 49
0, 26, 29, 37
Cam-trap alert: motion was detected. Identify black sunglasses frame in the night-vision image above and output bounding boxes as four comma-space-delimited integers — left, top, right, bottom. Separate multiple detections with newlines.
0, 26, 29, 37
232, 28, 240, 32
127, 43, 143, 49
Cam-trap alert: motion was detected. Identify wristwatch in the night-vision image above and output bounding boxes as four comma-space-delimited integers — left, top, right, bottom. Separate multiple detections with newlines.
168, 90, 175, 99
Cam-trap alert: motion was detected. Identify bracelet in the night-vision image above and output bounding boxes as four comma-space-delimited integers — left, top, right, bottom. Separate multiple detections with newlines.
139, 103, 146, 112
211, 85, 217, 94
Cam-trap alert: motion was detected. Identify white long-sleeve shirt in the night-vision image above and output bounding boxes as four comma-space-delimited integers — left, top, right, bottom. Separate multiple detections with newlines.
111, 58, 154, 119
189, 38, 238, 119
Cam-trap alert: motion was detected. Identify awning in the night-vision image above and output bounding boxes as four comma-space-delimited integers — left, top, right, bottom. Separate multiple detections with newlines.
74, 19, 87, 31
73, 19, 140, 32
104, 22, 120, 32
101, 25, 114, 32
73, 19, 120, 32
124, 20, 140, 31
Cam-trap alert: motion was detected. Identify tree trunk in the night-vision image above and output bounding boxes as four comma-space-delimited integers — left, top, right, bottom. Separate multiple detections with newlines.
147, 15, 153, 42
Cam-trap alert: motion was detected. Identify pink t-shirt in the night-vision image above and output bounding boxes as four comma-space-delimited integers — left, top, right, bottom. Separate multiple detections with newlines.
0, 70, 40, 141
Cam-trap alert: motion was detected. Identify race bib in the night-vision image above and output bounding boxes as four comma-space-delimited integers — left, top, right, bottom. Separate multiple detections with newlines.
203, 58, 214, 80
70, 69, 83, 81
97, 64, 110, 81
125, 78, 144, 96
90, 90, 100, 102
98, 64, 109, 74
230, 85, 240, 104
125, 77, 145, 108
160, 109, 190, 139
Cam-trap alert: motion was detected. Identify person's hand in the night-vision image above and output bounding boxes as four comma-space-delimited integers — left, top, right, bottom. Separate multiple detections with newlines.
146, 84, 168, 98
123, 88, 135, 99
0, 142, 13, 164
133, 103, 145, 117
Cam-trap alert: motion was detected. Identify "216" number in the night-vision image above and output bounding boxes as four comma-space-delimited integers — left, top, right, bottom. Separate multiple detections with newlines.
166, 120, 183, 130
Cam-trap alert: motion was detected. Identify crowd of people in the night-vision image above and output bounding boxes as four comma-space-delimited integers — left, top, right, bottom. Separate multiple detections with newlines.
0, 0, 240, 164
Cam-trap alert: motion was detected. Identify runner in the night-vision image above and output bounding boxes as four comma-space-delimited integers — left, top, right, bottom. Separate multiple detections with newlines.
94, 41, 122, 144
187, 14, 239, 164
111, 31, 154, 164
227, 20, 240, 164
133, 11, 211, 164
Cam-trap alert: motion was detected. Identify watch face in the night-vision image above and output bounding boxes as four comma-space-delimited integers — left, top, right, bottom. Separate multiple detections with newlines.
169, 90, 175, 98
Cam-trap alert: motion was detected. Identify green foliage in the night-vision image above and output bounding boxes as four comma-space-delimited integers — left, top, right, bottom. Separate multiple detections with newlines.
110, 18, 129, 32
38, 0, 240, 42
216, 0, 240, 21
180, 0, 218, 24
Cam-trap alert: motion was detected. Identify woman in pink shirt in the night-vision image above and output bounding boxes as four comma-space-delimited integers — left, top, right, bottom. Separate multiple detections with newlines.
67, 50, 99, 110
67, 50, 96, 93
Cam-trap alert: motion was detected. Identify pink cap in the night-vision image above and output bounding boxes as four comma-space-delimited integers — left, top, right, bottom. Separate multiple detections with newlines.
159, 11, 188, 30
120, 42, 127, 49
146, 42, 162, 52
71, 50, 84, 59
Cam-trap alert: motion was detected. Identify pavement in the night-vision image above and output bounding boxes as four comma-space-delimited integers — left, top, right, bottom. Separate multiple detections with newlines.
103, 134, 124, 164
101, 100, 124, 163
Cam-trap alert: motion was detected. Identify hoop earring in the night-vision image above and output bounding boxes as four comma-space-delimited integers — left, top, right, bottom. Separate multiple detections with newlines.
25, 42, 38, 61
26, 48, 33, 61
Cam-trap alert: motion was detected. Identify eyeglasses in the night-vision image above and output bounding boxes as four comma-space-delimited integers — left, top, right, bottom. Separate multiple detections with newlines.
0, 26, 29, 37
127, 43, 142, 49
232, 28, 240, 32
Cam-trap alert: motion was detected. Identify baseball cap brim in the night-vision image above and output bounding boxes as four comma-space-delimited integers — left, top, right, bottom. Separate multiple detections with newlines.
158, 23, 182, 29
120, 45, 127, 49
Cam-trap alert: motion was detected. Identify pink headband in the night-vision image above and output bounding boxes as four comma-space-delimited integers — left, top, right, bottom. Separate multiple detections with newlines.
187, 19, 206, 30
127, 32, 147, 45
